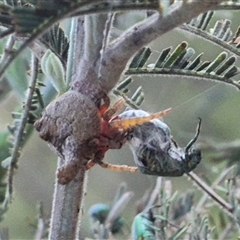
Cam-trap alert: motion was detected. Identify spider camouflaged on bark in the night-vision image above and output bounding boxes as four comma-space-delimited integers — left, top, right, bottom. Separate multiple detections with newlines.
87, 94, 202, 177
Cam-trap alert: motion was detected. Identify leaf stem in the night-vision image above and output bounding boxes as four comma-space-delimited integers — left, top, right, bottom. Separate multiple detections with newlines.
2, 54, 38, 207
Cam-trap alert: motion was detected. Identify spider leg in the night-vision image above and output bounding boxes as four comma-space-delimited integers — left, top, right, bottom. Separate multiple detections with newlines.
103, 98, 125, 121
85, 149, 106, 170
85, 159, 96, 170
98, 161, 139, 173
86, 154, 138, 173
109, 108, 171, 130
185, 118, 202, 154
99, 94, 126, 121
99, 93, 111, 118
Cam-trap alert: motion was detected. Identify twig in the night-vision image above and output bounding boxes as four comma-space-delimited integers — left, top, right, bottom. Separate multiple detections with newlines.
187, 172, 234, 215
2, 54, 39, 208
35, 202, 47, 240
66, 17, 78, 86
0, 0, 159, 81
0, 35, 15, 67
101, 0, 226, 92
105, 191, 134, 230
49, 165, 88, 240
196, 166, 235, 211
125, 68, 240, 90
47, 11, 110, 240
0, 0, 106, 80
145, 177, 162, 210
0, 227, 9, 240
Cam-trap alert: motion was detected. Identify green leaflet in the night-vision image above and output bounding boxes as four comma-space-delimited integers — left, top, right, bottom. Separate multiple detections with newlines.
41, 49, 67, 94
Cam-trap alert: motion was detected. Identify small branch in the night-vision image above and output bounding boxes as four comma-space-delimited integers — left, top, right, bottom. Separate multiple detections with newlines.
49, 164, 87, 240
98, 13, 114, 78
145, 177, 162, 210
214, 2, 240, 10
84, 14, 108, 64
105, 191, 134, 230
70, 13, 110, 101
125, 68, 240, 90
35, 202, 48, 240
2, 54, 38, 208
0, 35, 15, 67
71, 1, 159, 17
187, 172, 234, 216
0, 0, 105, 81
101, 0, 226, 92
28, 40, 49, 60
66, 17, 78, 86
196, 166, 235, 211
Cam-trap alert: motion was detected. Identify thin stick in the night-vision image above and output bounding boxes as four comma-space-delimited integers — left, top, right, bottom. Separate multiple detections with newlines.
2, 54, 39, 208
187, 172, 234, 215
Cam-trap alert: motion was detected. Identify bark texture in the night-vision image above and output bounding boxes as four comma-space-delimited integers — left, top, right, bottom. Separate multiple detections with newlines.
35, 90, 101, 184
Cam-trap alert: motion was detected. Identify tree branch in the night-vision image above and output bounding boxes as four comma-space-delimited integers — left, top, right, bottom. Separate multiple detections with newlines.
46, 14, 109, 239
49, 166, 87, 239
100, 0, 226, 92
70, 13, 109, 102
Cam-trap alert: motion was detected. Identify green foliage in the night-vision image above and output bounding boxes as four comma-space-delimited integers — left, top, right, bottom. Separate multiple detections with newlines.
113, 77, 144, 109
181, 10, 240, 56
126, 43, 240, 89
88, 183, 133, 239
87, 172, 240, 239
0, 0, 160, 80
0, 0, 239, 239
41, 23, 69, 63
41, 49, 67, 94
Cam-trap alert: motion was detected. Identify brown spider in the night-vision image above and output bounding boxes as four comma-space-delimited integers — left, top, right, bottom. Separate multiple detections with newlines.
86, 95, 171, 173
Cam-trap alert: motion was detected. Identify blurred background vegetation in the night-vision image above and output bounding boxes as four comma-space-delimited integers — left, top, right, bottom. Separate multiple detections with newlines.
0, 6, 240, 240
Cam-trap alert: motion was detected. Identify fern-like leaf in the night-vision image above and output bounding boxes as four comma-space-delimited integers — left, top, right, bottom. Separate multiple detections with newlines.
126, 44, 240, 90
0, 0, 160, 80
215, 0, 240, 10
113, 77, 144, 109
41, 24, 69, 63
0, 56, 40, 219
181, 13, 240, 60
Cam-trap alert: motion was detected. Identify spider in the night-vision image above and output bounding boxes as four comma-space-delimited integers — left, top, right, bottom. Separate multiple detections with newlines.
85, 94, 171, 173
86, 95, 201, 177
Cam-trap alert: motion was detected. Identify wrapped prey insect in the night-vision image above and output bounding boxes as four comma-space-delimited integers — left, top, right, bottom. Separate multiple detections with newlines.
86, 95, 171, 173
118, 109, 202, 176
